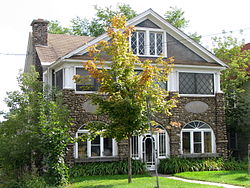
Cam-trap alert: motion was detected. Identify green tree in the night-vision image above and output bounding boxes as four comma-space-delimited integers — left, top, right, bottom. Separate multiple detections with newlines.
0, 68, 71, 186
212, 35, 250, 135
164, 6, 201, 42
74, 15, 178, 183
48, 4, 137, 37
48, 20, 72, 34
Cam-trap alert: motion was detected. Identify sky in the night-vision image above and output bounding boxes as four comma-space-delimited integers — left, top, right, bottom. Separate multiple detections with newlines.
1, 0, 250, 120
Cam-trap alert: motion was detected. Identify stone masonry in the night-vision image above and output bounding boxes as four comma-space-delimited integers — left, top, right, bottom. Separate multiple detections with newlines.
63, 89, 228, 165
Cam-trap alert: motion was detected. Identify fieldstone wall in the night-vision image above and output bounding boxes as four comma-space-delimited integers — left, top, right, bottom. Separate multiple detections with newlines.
168, 92, 228, 157
63, 89, 228, 165
62, 89, 128, 165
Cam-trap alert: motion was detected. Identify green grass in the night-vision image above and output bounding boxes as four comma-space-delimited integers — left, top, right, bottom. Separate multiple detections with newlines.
65, 175, 221, 188
175, 170, 250, 187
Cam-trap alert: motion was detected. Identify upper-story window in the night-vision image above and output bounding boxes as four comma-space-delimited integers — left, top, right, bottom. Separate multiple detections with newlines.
131, 31, 145, 55
131, 31, 164, 56
75, 68, 99, 92
179, 72, 214, 95
149, 32, 163, 55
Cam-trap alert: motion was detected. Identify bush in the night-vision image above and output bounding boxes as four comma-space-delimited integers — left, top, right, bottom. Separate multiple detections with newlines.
69, 160, 147, 177
0, 174, 47, 188
158, 157, 247, 174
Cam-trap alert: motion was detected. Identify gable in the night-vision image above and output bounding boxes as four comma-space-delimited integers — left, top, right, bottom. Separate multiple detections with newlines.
166, 33, 206, 62
136, 19, 161, 29
57, 9, 227, 68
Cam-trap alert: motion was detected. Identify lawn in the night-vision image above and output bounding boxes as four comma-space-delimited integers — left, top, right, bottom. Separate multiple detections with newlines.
175, 170, 250, 187
65, 175, 221, 188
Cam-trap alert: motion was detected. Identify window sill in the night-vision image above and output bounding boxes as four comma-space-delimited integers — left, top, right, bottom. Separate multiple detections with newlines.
180, 153, 220, 158
180, 94, 215, 97
75, 91, 98, 94
75, 156, 120, 163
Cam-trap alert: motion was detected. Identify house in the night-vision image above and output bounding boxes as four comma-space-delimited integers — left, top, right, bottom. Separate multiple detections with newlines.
25, 9, 228, 170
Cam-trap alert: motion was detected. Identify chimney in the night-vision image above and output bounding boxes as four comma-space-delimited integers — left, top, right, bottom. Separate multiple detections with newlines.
30, 19, 49, 81
30, 19, 49, 46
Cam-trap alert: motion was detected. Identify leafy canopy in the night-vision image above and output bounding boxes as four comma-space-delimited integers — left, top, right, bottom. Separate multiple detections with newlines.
0, 67, 71, 186
212, 35, 250, 132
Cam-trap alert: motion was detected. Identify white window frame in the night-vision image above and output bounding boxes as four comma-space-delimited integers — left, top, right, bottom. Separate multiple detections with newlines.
74, 66, 98, 94
177, 70, 216, 97
180, 121, 216, 154
130, 27, 167, 57
75, 129, 118, 159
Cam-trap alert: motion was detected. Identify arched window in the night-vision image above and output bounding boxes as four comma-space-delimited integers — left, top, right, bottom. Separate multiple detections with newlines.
181, 121, 215, 154
75, 126, 117, 159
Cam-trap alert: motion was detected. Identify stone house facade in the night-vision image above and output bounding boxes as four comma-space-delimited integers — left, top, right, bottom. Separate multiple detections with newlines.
25, 9, 228, 170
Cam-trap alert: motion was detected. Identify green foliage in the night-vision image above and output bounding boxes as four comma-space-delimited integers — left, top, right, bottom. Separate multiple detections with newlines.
49, 4, 137, 37
164, 6, 201, 42
158, 157, 247, 174
69, 160, 147, 177
165, 6, 189, 30
48, 20, 72, 34
0, 67, 71, 186
212, 36, 250, 132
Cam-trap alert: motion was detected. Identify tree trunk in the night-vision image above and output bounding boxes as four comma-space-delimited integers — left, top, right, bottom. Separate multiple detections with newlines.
128, 136, 132, 183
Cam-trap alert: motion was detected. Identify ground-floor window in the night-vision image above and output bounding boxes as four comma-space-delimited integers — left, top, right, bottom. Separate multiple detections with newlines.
75, 128, 117, 159
181, 121, 216, 154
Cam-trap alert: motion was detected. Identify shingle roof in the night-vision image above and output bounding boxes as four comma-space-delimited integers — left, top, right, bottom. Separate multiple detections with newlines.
36, 33, 94, 63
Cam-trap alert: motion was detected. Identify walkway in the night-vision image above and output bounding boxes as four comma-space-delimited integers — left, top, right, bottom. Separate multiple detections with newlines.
154, 174, 246, 188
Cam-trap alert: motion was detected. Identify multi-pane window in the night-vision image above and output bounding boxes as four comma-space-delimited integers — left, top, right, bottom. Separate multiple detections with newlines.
131, 31, 145, 55
159, 132, 166, 156
182, 121, 214, 154
75, 128, 116, 158
179, 72, 214, 95
150, 32, 163, 55
75, 68, 99, 91
131, 136, 139, 158
131, 31, 164, 56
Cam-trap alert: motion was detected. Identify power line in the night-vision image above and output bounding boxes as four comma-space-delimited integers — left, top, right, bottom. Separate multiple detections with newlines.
0, 27, 250, 56
0, 52, 26, 56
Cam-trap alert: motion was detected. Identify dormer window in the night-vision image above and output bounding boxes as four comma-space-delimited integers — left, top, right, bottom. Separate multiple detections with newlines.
149, 32, 163, 55
131, 30, 165, 57
131, 31, 145, 55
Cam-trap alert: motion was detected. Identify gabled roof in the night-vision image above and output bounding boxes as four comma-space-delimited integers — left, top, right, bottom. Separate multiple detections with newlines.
57, 9, 227, 68
36, 33, 94, 64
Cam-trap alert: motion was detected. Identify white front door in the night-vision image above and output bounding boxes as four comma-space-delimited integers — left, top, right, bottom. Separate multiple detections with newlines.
142, 134, 156, 170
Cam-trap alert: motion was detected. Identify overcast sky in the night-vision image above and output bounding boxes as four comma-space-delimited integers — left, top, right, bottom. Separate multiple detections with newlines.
1, 0, 250, 120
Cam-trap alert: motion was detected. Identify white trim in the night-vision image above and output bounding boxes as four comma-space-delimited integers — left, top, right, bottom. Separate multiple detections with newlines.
180, 121, 216, 154
50, 9, 227, 68
75, 129, 118, 159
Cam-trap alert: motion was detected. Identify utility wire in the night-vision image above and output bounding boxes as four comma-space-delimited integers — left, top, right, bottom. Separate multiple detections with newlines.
0, 27, 250, 56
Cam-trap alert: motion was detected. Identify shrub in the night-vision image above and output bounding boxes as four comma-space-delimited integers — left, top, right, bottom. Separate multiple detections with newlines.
158, 157, 247, 174
69, 160, 147, 177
